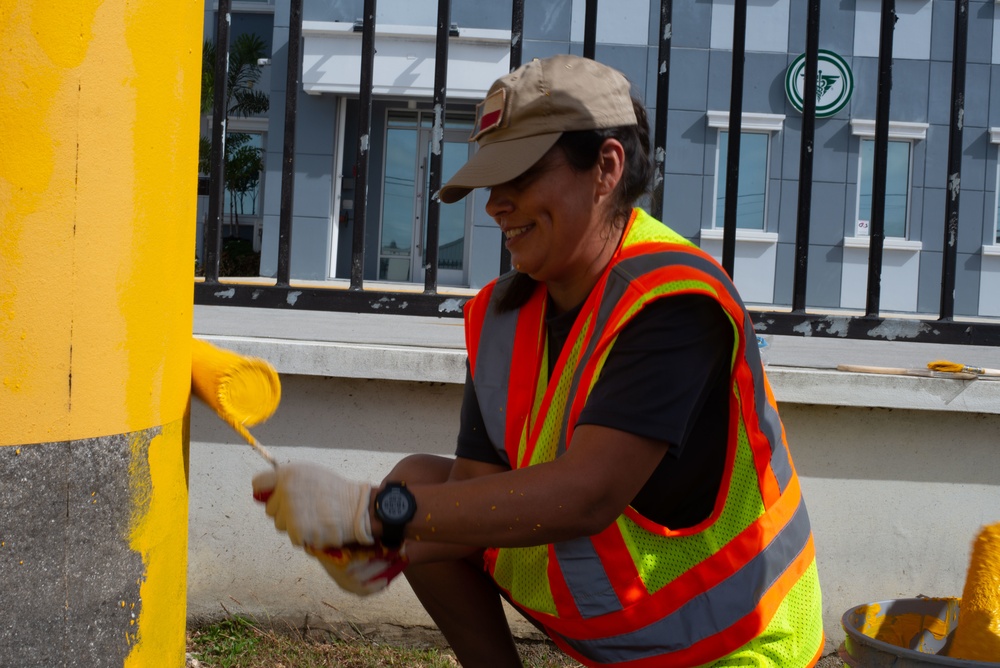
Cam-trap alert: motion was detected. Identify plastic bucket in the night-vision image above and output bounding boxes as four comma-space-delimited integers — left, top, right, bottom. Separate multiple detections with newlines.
839, 597, 998, 666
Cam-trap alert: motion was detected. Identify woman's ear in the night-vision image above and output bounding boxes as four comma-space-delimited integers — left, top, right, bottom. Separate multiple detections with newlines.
596, 138, 626, 198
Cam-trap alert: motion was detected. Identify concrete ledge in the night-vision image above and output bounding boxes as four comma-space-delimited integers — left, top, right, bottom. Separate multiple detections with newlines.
767, 366, 1000, 415
205, 333, 1000, 415
207, 335, 467, 384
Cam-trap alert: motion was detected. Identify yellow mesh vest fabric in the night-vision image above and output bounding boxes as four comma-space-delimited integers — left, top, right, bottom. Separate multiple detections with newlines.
492, 315, 593, 615
701, 561, 824, 667
619, 415, 767, 591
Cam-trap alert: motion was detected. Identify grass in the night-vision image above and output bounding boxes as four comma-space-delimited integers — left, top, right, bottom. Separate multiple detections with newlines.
186, 616, 582, 668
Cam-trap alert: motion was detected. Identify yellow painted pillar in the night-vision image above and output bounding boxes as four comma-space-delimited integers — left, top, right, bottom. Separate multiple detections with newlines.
0, 0, 201, 664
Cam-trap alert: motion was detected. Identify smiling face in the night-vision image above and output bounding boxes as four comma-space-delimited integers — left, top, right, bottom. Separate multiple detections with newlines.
484, 140, 625, 312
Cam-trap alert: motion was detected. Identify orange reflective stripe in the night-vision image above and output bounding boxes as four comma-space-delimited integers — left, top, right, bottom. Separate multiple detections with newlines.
589, 524, 644, 609
507, 288, 546, 466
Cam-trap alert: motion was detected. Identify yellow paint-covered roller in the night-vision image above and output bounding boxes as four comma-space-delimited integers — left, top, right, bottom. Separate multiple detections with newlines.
191, 338, 281, 465
950, 522, 1000, 661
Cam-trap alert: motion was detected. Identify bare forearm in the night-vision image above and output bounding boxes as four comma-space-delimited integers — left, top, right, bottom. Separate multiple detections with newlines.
405, 460, 608, 547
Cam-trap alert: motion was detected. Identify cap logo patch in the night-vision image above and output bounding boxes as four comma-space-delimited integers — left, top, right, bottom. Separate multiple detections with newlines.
471, 89, 506, 141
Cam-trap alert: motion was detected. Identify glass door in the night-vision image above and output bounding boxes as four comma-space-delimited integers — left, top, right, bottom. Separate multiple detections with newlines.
379, 111, 473, 286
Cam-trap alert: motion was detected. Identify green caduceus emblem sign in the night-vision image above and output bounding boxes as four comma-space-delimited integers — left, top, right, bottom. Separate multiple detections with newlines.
785, 50, 854, 118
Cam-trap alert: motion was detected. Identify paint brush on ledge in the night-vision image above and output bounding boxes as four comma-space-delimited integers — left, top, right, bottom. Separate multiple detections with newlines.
927, 360, 1000, 378
191, 337, 281, 466
836, 364, 978, 380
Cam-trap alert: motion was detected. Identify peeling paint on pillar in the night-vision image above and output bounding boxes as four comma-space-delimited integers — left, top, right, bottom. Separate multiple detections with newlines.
0, 424, 188, 664
0, 0, 200, 665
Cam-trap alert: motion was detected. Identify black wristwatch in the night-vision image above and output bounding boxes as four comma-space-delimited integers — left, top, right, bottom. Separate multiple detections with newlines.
374, 481, 417, 549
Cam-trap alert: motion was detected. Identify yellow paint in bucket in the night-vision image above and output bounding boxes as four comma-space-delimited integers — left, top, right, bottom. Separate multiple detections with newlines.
190, 338, 280, 465
950, 522, 1000, 662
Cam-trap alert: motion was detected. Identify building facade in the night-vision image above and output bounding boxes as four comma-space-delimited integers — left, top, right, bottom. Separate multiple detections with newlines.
204, 0, 1000, 317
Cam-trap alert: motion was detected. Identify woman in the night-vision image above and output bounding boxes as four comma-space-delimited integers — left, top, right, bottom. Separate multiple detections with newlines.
253, 54, 824, 667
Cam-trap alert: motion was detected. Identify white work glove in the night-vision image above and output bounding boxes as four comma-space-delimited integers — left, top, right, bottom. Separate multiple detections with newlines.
252, 461, 374, 548
304, 543, 409, 597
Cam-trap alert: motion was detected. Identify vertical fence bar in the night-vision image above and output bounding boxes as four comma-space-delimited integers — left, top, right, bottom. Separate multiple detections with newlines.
204, 0, 232, 283
510, 0, 524, 69
583, 0, 598, 59
650, 0, 672, 218
351, 0, 378, 290
500, 0, 525, 275
940, 0, 968, 321
722, 0, 748, 277
276, 0, 303, 286
423, 0, 452, 293
792, 0, 821, 312
865, 0, 896, 317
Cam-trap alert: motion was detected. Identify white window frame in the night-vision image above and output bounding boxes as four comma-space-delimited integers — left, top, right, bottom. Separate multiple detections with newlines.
850, 119, 928, 241
706, 111, 784, 235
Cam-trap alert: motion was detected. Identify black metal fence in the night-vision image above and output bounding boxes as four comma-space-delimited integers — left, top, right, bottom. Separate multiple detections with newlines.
197, 0, 1000, 346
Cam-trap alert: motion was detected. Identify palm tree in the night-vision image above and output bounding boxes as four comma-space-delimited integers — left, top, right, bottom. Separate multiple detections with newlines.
201, 33, 270, 238
201, 33, 271, 118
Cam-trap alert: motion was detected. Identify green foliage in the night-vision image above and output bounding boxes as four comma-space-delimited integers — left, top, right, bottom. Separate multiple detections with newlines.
200, 33, 270, 235
201, 34, 270, 118
195, 238, 261, 277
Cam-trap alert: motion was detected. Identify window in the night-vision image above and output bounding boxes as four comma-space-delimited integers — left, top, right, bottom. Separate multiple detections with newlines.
857, 139, 911, 238
707, 111, 784, 232
850, 120, 927, 239
715, 131, 769, 230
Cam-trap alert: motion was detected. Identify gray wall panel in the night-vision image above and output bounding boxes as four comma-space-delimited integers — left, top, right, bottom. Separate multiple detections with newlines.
969, 1, 996, 65
804, 181, 850, 247
291, 154, 336, 218
453, 2, 514, 31
958, 189, 988, 253
665, 110, 708, 175
294, 95, 339, 156
965, 63, 993, 128
889, 59, 930, 123
665, 48, 710, 111
924, 125, 949, 193
989, 65, 1000, 127
922, 188, 947, 252
962, 131, 990, 193
767, 177, 782, 231
849, 57, 878, 119
662, 173, 706, 237
525, 0, 572, 41
930, 0, 955, 64
521, 39, 574, 63
957, 252, 984, 315
303, 0, 356, 23
707, 49, 733, 110
917, 250, 943, 313
593, 44, 649, 100
665, 0, 713, 49
928, 61, 954, 126
742, 53, 788, 112
469, 224, 502, 291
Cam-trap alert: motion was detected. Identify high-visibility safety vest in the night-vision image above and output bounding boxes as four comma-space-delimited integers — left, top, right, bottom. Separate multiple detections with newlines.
464, 209, 824, 667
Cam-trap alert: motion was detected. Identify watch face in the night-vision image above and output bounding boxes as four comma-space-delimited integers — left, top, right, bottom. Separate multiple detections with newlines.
379, 488, 412, 522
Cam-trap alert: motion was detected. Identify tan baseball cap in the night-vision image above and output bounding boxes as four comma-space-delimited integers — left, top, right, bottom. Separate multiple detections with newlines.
437, 54, 637, 204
